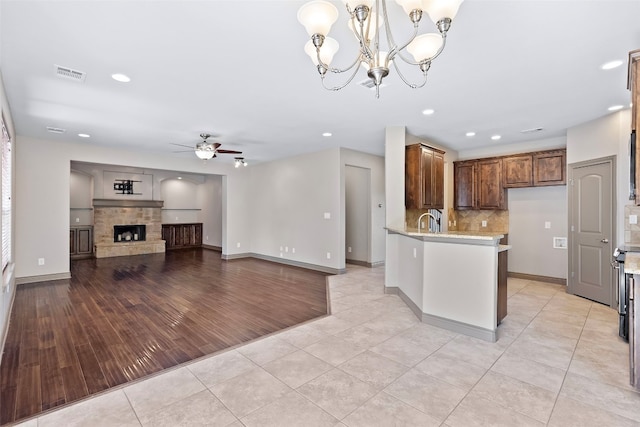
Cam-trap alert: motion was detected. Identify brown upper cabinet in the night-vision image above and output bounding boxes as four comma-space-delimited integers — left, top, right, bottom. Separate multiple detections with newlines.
533, 150, 566, 186
477, 158, 507, 209
454, 160, 476, 210
405, 143, 445, 209
454, 158, 507, 210
454, 148, 566, 210
503, 155, 533, 188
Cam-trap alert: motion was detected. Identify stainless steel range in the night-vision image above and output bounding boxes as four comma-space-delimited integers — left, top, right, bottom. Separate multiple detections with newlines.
613, 247, 629, 341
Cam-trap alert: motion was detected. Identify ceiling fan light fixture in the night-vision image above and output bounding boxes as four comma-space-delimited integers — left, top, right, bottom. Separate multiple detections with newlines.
195, 142, 215, 160
234, 157, 247, 168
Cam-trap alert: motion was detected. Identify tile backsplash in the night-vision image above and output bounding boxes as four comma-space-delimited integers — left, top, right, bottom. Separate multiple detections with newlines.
449, 209, 509, 233
624, 205, 640, 244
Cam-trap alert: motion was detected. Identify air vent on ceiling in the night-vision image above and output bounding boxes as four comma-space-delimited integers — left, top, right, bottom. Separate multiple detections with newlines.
54, 64, 86, 82
46, 126, 66, 134
358, 78, 387, 90
520, 127, 543, 134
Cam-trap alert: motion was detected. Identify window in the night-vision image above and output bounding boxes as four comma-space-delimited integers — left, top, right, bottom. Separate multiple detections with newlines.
2, 115, 11, 271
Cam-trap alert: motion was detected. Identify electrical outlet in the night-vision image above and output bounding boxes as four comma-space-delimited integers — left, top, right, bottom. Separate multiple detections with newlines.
453, 220, 456, 226
280, 253, 283, 257
38, 258, 45, 266
545, 221, 551, 229
326, 252, 331, 259
348, 246, 352, 253
413, 248, 417, 258
421, 221, 425, 229
292, 248, 295, 254
481, 220, 487, 227
75, 217, 80, 223
285, 246, 288, 252
206, 236, 209, 241
175, 216, 179, 221
631, 215, 638, 225
236, 242, 241, 248
448, 220, 452, 227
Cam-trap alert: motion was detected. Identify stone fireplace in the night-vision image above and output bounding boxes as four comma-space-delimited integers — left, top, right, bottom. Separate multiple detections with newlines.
93, 199, 165, 258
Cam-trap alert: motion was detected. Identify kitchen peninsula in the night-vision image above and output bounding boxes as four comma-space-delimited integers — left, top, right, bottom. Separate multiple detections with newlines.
385, 228, 510, 342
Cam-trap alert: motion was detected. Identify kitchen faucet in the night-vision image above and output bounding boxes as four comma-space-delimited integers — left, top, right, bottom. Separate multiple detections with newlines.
417, 212, 438, 233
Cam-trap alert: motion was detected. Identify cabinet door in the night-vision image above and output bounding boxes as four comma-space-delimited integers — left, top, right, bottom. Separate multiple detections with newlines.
76, 228, 93, 254
503, 155, 533, 188
534, 150, 566, 186
477, 158, 506, 209
404, 145, 421, 209
432, 151, 444, 208
70, 229, 77, 255
194, 224, 203, 245
454, 161, 476, 210
421, 147, 434, 208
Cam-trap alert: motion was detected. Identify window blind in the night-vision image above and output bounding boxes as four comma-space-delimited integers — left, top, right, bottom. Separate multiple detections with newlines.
2, 117, 11, 271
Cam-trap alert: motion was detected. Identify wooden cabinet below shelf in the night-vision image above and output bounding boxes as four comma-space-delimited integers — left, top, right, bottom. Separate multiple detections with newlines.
162, 223, 203, 250
70, 226, 93, 259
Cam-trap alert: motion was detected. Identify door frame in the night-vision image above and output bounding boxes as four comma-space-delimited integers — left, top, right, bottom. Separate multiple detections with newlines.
567, 155, 616, 308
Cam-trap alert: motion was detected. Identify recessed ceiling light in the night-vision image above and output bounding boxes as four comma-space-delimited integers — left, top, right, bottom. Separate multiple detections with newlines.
78, 133, 91, 138
608, 105, 624, 111
601, 60, 623, 70
322, 132, 332, 137
491, 135, 501, 141
111, 73, 131, 83
177, 177, 182, 180
465, 132, 476, 137
422, 109, 435, 115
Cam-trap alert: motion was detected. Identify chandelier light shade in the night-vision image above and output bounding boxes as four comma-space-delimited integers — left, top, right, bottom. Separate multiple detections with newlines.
297, 0, 465, 98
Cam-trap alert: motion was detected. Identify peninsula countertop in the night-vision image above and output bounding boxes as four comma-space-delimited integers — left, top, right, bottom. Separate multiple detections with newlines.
386, 227, 505, 246
625, 252, 640, 275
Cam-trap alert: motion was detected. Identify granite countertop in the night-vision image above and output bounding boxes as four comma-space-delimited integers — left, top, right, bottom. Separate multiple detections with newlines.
386, 227, 505, 246
625, 252, 640, 274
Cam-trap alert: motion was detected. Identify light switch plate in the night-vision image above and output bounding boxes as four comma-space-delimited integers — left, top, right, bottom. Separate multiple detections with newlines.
481, 220, 487, 227
324, 212, 331, 219
545, 221, 551, 229
631, 215, 638, 225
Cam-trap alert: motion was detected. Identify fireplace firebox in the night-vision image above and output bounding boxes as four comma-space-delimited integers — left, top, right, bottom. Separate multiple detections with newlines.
114, 225, 146, 242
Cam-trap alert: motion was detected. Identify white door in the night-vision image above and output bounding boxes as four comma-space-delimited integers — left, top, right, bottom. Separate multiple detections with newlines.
568, 158, 614, 306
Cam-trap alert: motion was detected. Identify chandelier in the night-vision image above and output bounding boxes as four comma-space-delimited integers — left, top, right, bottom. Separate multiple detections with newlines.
297, 0, 464, 98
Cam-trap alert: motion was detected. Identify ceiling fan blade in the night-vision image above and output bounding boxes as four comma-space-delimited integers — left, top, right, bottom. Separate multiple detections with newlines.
212, 142, 222, 149
216, 149, 243, 154
170, 142, 195, 149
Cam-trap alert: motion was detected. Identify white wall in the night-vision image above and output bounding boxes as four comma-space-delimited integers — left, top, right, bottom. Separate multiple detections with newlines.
567, 110, 631, 248
15, 136, 250, 279
248, 148, 343, 270
508, 186, 568, 278
69, 170, 93, 225
198, 175, 223, 247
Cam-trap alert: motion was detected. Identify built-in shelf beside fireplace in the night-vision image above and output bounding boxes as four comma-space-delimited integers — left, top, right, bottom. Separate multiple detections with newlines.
93, 199, 165, 258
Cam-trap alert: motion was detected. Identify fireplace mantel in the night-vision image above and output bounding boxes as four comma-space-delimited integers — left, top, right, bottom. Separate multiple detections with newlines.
93, 199, 164, 208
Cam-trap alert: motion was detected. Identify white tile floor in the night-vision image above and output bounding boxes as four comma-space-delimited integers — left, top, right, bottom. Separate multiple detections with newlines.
16, 265, 640, 426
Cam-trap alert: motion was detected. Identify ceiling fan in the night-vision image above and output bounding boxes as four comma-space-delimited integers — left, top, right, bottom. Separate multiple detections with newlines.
171, 133, 242, 160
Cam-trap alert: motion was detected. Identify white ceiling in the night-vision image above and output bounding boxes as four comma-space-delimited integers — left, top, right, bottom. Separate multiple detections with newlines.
1, 0, 639, 166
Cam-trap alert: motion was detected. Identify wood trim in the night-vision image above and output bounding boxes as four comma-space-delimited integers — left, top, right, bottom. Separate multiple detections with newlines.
15, 272, 72, 285
92, 199, 164, 208
508, 271, 566, 286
